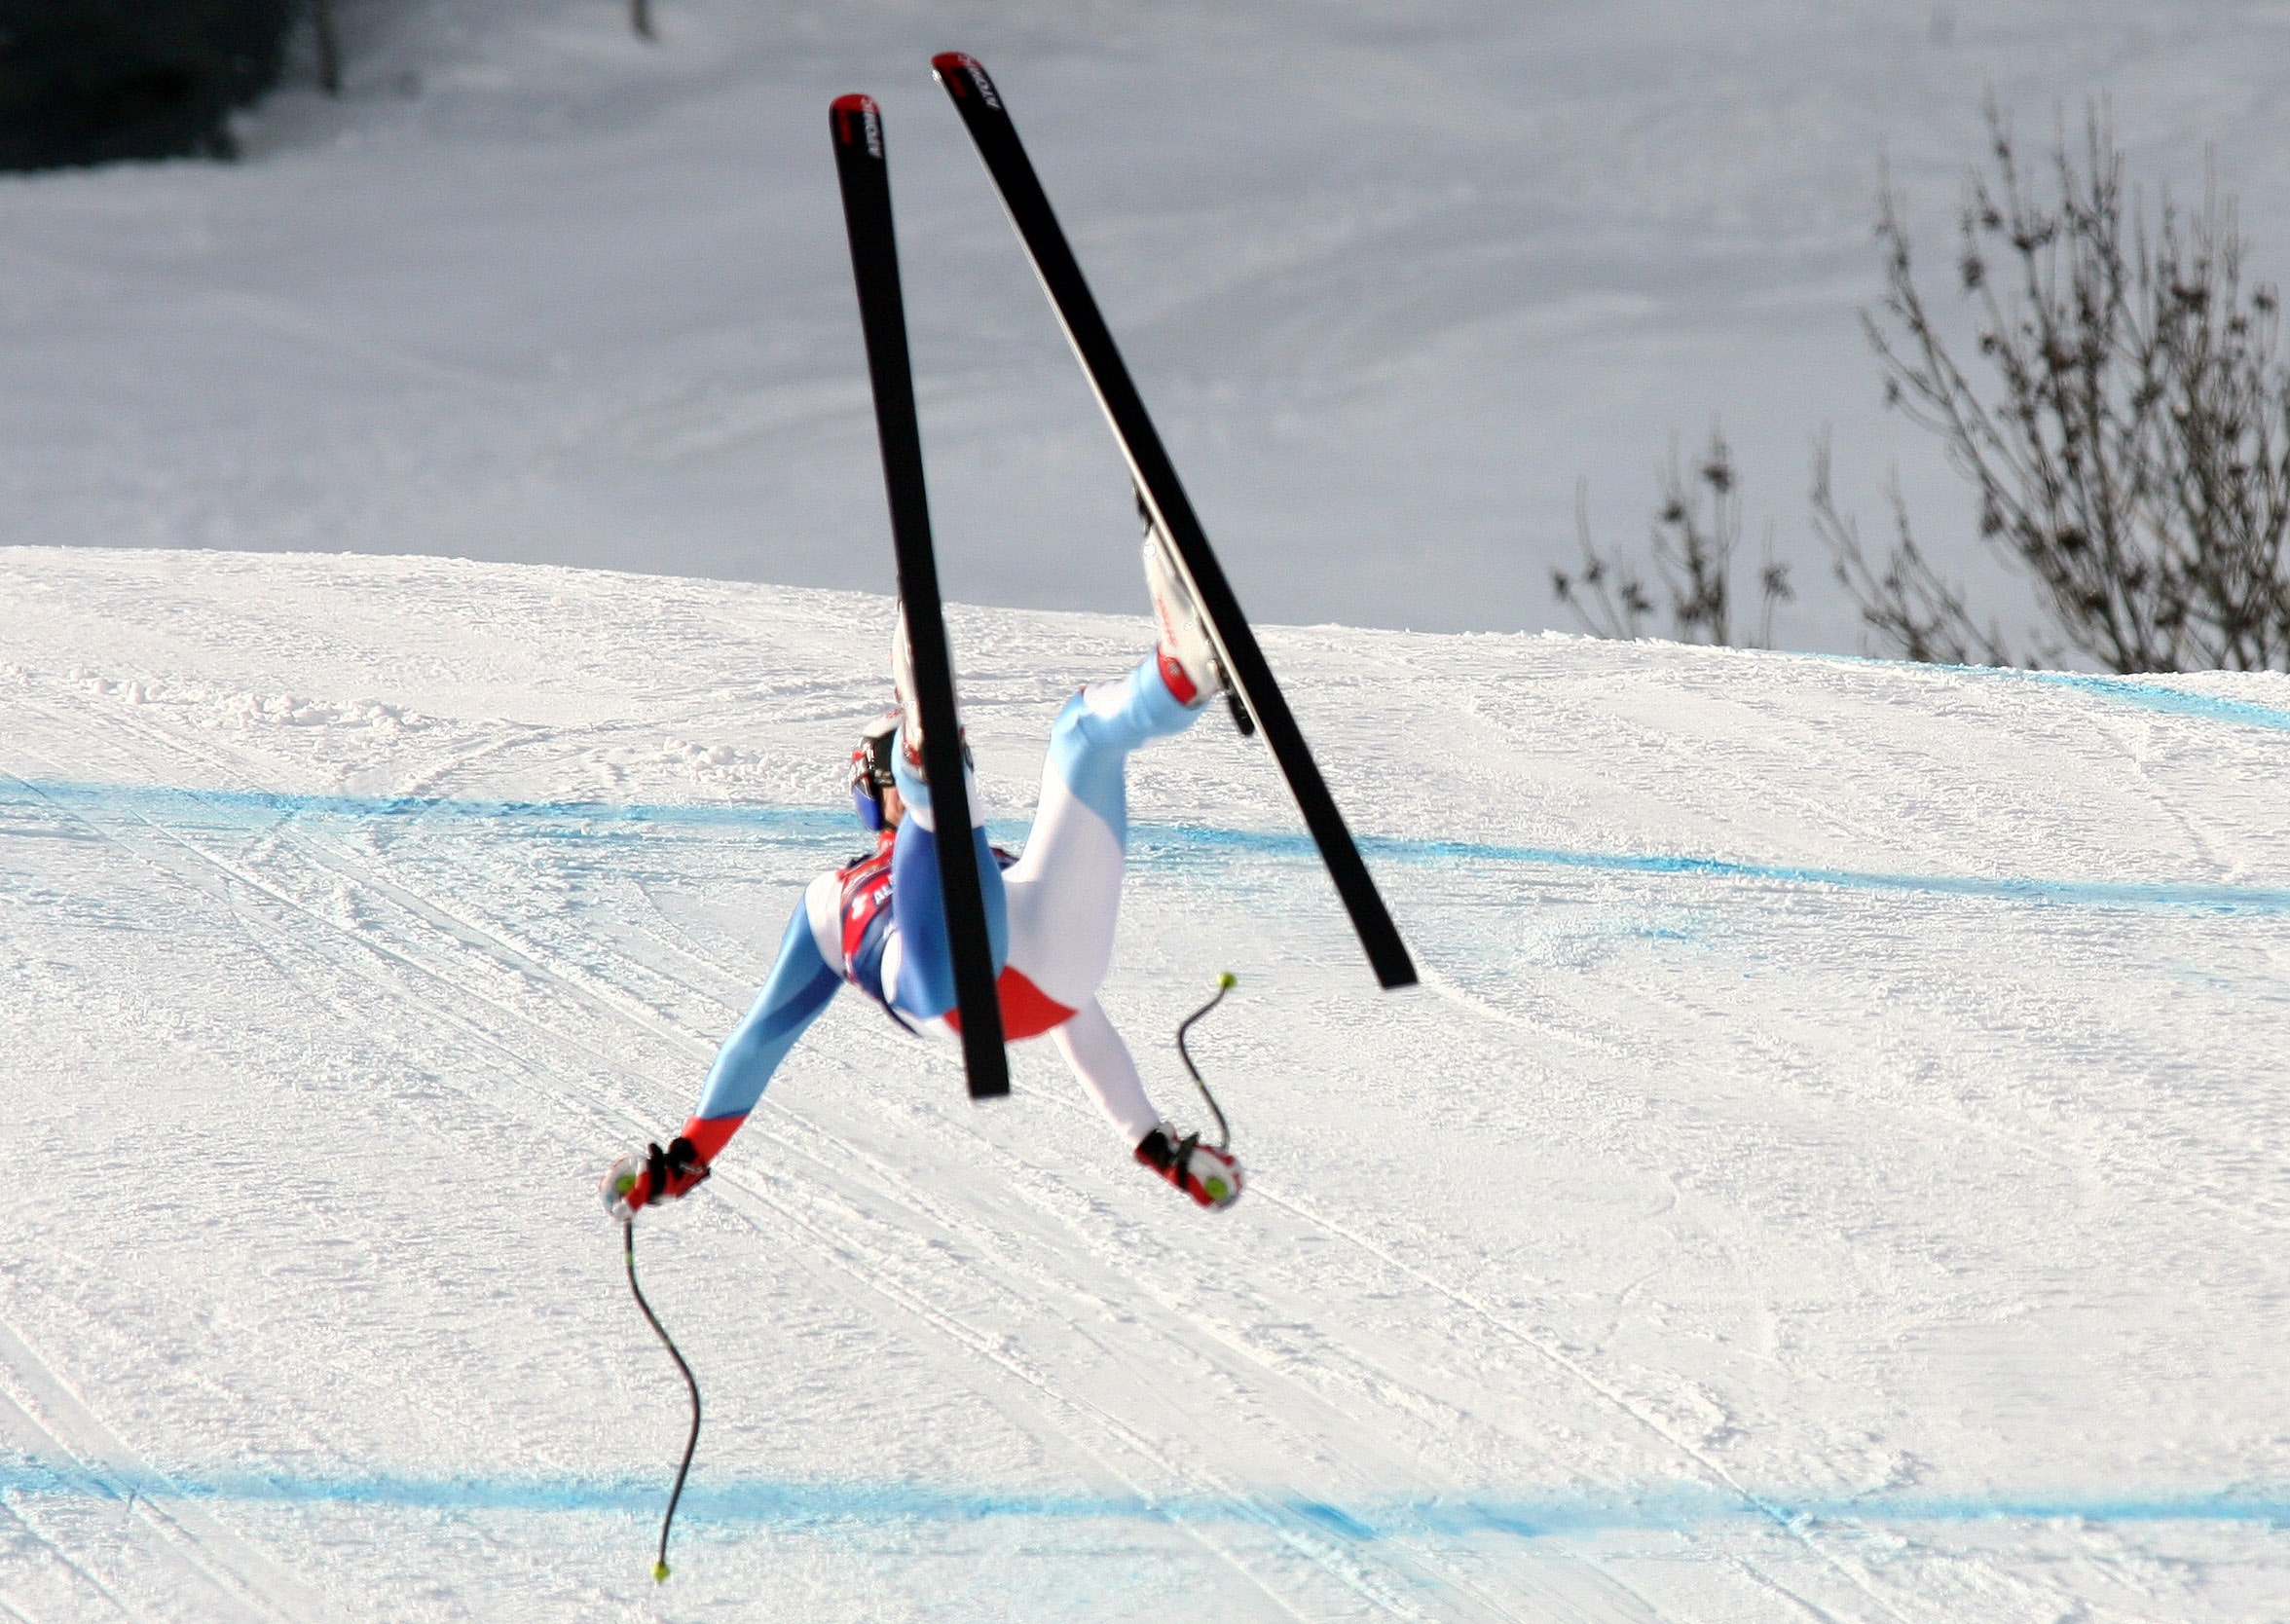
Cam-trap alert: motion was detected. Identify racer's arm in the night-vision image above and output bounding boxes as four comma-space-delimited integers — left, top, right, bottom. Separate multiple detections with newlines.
675, 886, 842, 1164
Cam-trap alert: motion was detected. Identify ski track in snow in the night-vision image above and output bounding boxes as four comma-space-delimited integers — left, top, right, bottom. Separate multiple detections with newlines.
0, 1320, 329, 1624
4, 676, 1684, 1620
4, 550, 2289, 1620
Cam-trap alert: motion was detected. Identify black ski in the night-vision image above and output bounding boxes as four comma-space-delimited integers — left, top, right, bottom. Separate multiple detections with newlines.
930, 55, 1418, 991
831, 92, 1011, 1098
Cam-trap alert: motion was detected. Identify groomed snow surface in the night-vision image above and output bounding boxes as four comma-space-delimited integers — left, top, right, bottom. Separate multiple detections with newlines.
3, 546, 2287, 1620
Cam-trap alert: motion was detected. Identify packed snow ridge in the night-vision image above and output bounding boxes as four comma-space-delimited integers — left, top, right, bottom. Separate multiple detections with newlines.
3, 547, 2287, 1622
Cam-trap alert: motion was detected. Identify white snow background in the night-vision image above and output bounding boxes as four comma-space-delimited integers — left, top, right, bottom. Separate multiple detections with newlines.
5, 548, 2289, 1620
9, 0, 2290, 645
4, 2, 2290, 1620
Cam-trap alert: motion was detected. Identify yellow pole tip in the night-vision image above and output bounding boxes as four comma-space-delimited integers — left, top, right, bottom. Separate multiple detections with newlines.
652, 1561, 671, 1583
1217, 971, 1237, 989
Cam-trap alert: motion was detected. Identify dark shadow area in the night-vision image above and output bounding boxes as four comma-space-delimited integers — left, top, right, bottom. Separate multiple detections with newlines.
0, 1, 301, 170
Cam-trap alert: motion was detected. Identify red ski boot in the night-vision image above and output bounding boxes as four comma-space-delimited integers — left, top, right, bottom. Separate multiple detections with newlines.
1134, 1124, 1242, 1210
601, 1136, 710, 1222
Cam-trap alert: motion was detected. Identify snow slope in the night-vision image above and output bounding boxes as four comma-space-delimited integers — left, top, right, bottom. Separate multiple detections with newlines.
9, 0, 2290, 646
3, 544, 2288, 1621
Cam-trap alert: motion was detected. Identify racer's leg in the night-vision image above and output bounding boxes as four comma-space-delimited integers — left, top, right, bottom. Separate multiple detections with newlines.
1001, 655, 1203, 1013
1051, 998, 1161, 1144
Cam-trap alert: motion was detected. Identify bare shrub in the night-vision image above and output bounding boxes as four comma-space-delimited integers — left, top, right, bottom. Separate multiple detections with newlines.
313, 0, 341, 93
1810, 436, 2021, 666
1554, 427, 1794, 648
1849, 99, 2290, 672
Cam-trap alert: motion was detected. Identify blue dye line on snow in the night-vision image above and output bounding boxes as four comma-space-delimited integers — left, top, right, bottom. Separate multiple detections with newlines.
0, 777, 860, 841
1157, 824, 2290, 915
0, 1459, 2282, 1537
2022, 670, 2290, 732
1796, 648, 2290, 733
8, 776, 2290, 916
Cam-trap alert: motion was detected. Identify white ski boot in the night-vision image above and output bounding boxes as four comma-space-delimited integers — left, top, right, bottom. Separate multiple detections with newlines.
1141, 525, 1221, 708
890, 603, 924, 767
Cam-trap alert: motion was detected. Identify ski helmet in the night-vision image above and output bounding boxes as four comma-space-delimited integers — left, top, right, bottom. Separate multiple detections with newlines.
850, 709, 902, 830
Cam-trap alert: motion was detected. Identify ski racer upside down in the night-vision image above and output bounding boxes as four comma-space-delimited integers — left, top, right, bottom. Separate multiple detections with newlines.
605, 569, 1243, 1218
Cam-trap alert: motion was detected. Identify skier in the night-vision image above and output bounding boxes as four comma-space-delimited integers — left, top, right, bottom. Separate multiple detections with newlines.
605, 537, 1244, 1220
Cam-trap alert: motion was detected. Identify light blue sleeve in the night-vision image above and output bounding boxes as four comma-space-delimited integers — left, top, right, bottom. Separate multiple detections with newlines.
692, 904, 841, 1125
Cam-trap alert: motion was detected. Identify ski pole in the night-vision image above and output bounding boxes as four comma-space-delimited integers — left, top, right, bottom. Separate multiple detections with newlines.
622, 1219, 701, 1581
1175, 973, 1236, 1151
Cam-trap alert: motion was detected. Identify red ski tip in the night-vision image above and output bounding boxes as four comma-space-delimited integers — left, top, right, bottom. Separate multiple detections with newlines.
931, 53, 997, 106
829, 94, 883, 156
